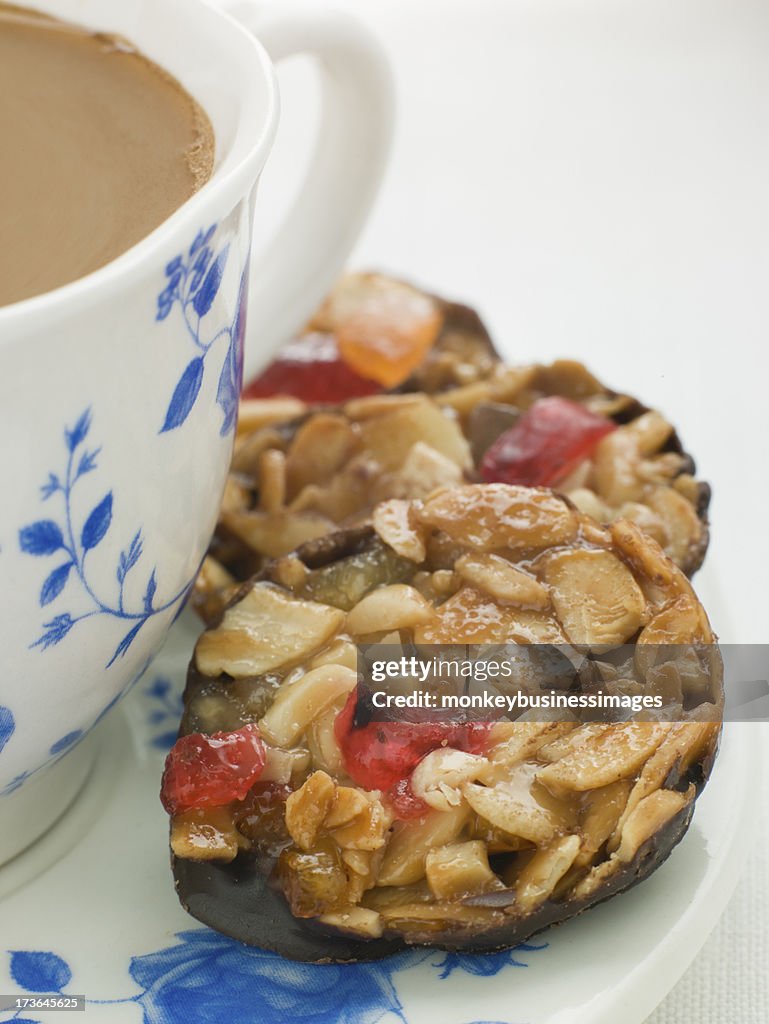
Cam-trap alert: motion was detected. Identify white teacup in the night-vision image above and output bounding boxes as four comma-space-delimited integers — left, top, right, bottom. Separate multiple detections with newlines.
0, 0, 392, 862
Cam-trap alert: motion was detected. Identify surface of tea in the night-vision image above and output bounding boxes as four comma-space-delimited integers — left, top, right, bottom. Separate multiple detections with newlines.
0, 4, 214, 306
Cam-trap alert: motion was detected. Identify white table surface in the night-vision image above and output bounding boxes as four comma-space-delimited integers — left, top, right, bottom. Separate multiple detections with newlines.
256, 1, 769, 1019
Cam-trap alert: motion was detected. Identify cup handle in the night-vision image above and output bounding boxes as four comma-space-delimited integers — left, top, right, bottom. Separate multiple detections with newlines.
221, 1, 394, 381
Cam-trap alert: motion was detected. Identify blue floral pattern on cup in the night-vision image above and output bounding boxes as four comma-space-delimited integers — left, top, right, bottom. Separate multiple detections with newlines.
142, 676, 184, 751
18, 409, 195, 667
3, 931, 544, 1024
0, 709, 14, 758
156, 225, 246, 436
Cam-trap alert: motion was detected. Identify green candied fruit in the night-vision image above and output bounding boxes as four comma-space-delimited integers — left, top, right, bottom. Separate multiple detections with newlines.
298, 540, 414, 611
277, 839, 350, 917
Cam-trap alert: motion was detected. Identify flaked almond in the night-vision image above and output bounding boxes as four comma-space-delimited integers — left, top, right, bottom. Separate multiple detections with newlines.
512, 835, 581, 913
237, 397, 306, 434
258, 664, 357, 747
196, 584, 345, 678
455, 552, 550, 609
624, 410, 674, 456
377, 805, 470, 887
646, 485, 704, 568
537, 722, 666, 792
223, 508, 333, 559
375, 442, 464, 503
576, 780, 631, 867
257, 448, 287, 513
636, 594, 711, 649
372, 499, 427, 562
592, 429, 643, 505
346, 584, 435, 636
419, 484, 577, 552
359, 398, 471, 472
616, 786, 693, 862
285, 413, 360, 497
416, 586, 565, 645
462, 779, 559, 846
542, 547, 647, 647
608, 723, 716, 852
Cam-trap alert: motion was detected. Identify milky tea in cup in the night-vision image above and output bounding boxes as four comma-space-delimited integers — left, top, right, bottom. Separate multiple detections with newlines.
0, 3, 214, 307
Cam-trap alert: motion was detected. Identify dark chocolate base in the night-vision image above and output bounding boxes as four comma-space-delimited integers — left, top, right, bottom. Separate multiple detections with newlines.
172, 801, 694, 963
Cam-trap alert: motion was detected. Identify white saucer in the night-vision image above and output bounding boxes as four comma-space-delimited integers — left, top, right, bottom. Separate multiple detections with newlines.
0, 608, 758, 1024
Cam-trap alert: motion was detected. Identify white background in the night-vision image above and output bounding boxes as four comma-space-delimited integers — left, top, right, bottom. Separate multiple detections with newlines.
257, 1, 769, 1019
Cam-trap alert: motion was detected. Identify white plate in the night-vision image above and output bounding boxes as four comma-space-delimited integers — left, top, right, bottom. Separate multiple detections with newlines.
0, 609, 758, 1024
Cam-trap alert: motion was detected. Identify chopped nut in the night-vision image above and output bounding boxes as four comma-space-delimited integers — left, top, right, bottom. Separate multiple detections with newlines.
271, 556, 310, 591
331, 797, 390, 852
261, 746, 311, 784
285, 771, 390, 858
411, 749, 490, 811
171, 807, 246, 863
289, 455, 383, 523
285, 771, 336, 851
425, 841, 502, 900
325, 787, 370, 829
318, 906, 384, 938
